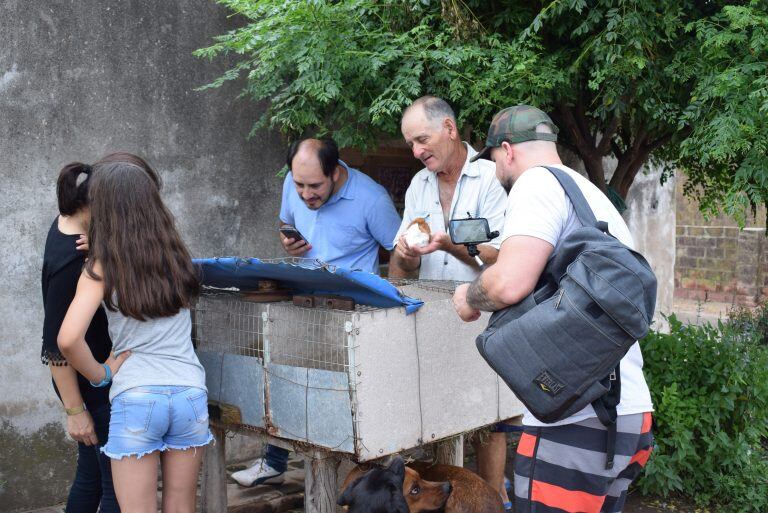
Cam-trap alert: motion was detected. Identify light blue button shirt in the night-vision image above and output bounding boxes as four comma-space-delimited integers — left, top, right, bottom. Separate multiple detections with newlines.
280, 162, 401, 274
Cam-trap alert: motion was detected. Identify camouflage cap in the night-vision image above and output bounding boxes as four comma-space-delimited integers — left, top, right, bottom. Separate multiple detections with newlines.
470, 105, 559, 162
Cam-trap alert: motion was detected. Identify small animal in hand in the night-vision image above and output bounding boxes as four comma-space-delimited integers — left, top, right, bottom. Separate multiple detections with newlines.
404, 217, 431, 248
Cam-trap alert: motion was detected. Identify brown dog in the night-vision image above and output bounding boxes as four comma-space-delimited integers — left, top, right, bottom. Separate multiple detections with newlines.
409, 461, 505, 513
339, 458, 504, 513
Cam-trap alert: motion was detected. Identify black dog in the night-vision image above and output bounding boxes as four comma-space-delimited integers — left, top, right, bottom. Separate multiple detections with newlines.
338, 457, 412, 513
339, 456, 452, 513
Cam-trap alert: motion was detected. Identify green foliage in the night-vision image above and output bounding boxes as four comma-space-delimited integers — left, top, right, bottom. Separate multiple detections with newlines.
639, 314, 768, 512
195, 1, 768, 217
728, 301, 768, 346
673, 3, 768, 225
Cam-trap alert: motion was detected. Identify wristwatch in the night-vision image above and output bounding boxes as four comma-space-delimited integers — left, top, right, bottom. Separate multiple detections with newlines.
65, 404, 86, 416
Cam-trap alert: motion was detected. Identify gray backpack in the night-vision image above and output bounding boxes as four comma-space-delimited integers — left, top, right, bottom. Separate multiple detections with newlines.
475, 166, 656, 468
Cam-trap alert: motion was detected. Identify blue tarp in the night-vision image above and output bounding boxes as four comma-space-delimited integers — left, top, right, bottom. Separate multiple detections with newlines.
194, 257, 424, 314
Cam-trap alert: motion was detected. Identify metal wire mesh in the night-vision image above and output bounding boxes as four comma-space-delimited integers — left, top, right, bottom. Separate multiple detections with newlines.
192, 292, 266, 359
387, 279, 465, 295
192, 290, 360, 373
265, 303, 353, 372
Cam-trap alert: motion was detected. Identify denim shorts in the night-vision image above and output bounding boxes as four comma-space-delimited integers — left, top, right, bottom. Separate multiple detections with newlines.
102, 386, 213, 460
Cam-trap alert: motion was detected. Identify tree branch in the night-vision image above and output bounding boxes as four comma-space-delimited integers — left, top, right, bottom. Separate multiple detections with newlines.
619, 148, 652, 197
557, 103, 606, 192
610, 139, 625, 160
644, 125, 692, 154
609, 128, 647, 197
597, 114, 620, 156
573, 97, 595, 145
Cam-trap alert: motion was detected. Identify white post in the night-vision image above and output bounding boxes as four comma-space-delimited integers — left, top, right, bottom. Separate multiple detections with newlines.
200, 424, 227, 513
434, 434, 464, 467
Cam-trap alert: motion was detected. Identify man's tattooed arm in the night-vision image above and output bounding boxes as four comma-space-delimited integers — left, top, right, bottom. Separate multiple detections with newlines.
466, 275, 504, 312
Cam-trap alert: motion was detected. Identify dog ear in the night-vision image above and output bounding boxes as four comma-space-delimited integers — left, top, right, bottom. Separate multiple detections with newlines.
392, 492, 411, 513
337, 475, 364, 507
387, 455, 406, 483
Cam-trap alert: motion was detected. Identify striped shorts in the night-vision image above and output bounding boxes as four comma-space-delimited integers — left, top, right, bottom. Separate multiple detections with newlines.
514, 412, 653, 513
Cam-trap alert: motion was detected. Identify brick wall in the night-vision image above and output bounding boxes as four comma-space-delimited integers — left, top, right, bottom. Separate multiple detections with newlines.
675, 179, 767, 305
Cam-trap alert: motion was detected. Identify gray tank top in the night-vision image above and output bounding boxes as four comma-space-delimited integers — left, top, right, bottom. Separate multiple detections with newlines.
104, 304, 206, 401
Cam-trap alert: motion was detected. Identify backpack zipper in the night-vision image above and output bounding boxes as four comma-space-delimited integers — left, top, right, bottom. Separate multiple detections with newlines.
554, 288, 565, 309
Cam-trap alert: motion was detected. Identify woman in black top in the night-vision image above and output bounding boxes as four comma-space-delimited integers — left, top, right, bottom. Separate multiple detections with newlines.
41, 161, 118, 512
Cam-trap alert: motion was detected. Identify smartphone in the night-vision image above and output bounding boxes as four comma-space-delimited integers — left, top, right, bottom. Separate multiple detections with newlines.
448, 217, 492, 245
279, 225, 308, 244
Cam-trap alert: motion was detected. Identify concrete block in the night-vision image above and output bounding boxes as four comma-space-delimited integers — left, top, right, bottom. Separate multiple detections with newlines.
705, 248, 725, 260
704, 227, 724, 238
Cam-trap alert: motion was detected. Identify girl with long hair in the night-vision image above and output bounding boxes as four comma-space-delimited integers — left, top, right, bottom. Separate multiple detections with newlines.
58, 153, 211, 513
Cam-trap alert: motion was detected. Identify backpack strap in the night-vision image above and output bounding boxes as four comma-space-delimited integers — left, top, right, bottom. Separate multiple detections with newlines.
592, 364, 622, 469
542, 166, 599, 228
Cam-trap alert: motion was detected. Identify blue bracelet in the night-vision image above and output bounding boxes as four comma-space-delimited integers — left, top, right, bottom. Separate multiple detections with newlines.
89, 363, 112, 388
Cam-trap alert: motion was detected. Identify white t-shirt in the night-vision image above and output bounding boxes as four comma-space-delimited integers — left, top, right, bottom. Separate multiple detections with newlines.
501, 165, 654, 427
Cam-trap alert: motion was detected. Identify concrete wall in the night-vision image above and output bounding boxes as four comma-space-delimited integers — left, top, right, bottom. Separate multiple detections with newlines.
0, 1, 284, 509
624, 166, 677, 322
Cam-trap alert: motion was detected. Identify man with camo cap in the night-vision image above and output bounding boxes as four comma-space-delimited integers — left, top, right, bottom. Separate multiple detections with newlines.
470, 105, 559, 175
453, 105, 655, 513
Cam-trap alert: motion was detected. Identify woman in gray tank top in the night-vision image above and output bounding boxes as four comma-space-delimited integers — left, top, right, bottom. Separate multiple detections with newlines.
58, 153, 210, 513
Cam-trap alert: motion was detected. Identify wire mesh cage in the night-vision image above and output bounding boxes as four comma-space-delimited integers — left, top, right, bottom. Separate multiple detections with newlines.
193, 278, 522, 461
193, 292, 266, 360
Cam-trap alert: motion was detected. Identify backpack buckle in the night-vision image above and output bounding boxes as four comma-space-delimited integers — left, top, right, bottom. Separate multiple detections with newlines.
609, 370, 617, 381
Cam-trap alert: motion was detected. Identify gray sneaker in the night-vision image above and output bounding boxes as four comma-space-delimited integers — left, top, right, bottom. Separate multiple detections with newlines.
231, 458, 285, 487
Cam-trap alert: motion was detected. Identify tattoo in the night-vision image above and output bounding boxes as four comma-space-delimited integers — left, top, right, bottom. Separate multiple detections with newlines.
467, 275, 500, 312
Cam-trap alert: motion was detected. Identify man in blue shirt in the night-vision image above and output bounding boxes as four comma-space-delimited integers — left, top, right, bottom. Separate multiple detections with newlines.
278, 137, 401, 273
232, 137, 401, 487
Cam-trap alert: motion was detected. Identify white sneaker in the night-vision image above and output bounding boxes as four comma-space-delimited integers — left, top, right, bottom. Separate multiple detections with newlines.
231, 458, 286, 487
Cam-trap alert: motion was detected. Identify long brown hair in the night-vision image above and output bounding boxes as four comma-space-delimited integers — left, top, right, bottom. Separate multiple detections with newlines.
85, 153, 199, 320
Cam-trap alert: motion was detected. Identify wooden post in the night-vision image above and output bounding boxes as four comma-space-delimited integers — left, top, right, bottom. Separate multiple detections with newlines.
435, 434, 464, 467
201, 424, 227, 513
304, 452, 341, 513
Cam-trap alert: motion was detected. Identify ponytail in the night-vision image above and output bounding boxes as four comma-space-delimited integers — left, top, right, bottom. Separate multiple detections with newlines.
56, 162, 92, 215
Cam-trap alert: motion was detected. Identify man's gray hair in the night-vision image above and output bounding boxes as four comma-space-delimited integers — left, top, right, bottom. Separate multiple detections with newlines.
403, 95, 456, 125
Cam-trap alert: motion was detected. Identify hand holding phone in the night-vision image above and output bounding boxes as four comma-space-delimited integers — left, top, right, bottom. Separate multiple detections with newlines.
279, 225, 311, 256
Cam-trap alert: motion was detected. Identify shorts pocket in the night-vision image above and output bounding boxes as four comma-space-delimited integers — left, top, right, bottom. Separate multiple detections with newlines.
120, 398, 155, 434
187, 391, 209, 424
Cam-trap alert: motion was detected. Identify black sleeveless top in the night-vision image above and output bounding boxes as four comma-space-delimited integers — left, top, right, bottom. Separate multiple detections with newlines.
41, 218, 112, 408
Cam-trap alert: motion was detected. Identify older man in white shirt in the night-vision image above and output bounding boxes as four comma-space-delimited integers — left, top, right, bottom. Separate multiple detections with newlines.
390, 96, 507, 279
389, 96, 512, 509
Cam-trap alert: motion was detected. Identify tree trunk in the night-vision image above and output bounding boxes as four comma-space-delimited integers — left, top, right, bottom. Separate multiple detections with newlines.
555, 104, 607, 194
